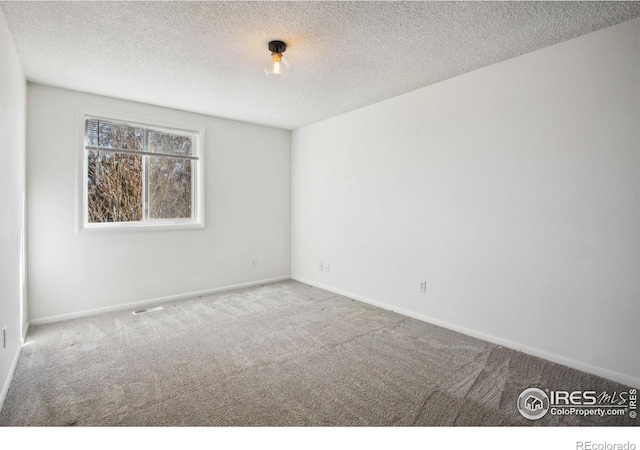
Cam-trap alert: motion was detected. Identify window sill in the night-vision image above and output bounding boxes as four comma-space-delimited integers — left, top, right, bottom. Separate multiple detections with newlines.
78, 221, 205, 233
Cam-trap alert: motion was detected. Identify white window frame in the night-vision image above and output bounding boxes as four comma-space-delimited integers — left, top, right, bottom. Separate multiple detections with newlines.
77, 109, 205, 232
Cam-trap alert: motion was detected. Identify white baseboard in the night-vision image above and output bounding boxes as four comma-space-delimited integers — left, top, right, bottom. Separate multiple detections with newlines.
29, 276, 291, 326
292, 275, 640, 390
0, 342, 22, 413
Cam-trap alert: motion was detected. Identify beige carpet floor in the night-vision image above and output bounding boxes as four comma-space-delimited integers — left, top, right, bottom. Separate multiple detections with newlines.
0, 280, 635, 426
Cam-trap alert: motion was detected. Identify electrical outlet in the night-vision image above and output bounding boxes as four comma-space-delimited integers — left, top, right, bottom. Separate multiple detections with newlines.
325, 263, 330, 272
251, 258, 257, 267
419, 281, 427, 293
318, 261, 324, 271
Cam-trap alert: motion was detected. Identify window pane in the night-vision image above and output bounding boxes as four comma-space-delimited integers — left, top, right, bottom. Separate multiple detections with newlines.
148, 130, 193, 156
87, 150, 143, 222
85, 119, 144, 151
84, 116, 200, 227
149, 157, 192, 219
85, 118, 99, 146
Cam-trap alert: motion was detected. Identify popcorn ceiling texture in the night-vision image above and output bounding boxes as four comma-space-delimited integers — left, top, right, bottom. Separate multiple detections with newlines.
1, 1, 639, 130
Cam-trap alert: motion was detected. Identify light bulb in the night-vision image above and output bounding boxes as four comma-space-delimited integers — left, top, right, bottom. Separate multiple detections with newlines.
264, 41, 291, 79
265, 52, 290, 78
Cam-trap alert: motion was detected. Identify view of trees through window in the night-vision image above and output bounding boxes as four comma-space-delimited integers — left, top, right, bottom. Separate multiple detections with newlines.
85, 118, 196, 224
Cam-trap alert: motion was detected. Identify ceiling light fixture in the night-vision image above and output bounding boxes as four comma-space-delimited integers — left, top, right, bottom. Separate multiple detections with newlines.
264, 40, 290, 79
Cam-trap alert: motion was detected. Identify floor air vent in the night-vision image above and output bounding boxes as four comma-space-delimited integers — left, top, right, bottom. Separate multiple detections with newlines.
132, 306, 164, 315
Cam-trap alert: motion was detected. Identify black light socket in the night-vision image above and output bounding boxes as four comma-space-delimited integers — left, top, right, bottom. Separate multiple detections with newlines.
268, 40, 287, 53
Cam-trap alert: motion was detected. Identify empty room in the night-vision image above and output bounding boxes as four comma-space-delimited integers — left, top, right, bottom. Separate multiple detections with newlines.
1, 0, 639, 437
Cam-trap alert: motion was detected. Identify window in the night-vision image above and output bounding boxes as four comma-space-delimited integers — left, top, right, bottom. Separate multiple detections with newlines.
80, 114, 204, 231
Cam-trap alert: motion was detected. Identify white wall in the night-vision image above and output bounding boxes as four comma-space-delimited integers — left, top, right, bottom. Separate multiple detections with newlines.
28, 85, 291, 322
292, 19, 640, 387
0, 8, 27, 409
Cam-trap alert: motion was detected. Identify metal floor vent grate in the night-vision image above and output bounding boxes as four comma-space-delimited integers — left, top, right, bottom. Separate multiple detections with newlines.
132, 306, 164, 315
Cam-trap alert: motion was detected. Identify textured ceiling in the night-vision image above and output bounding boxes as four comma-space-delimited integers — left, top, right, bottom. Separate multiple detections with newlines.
2, 1, 640, 130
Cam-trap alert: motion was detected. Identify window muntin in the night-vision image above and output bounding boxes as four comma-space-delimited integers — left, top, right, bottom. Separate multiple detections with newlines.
82, 116, 201, 229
